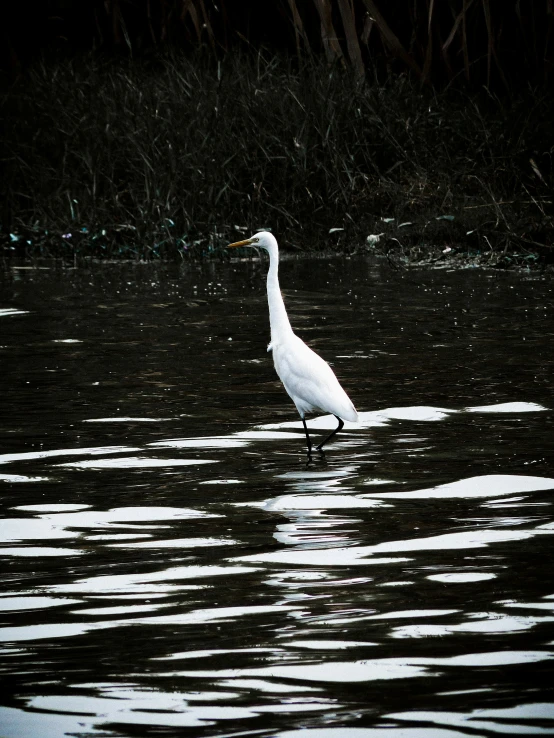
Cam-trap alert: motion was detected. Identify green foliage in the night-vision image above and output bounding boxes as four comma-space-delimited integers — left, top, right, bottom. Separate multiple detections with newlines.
2, 51, 552, 264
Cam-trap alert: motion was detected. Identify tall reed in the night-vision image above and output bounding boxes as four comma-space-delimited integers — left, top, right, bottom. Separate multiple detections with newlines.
32, 0, 553, 90
3, 52, 552, 264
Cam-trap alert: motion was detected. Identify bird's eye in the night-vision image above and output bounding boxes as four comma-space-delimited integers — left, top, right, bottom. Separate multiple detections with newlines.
253, 238, 259, 243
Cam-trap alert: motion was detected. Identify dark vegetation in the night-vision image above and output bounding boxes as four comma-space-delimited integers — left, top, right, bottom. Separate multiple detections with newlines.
1, 1, 553, 266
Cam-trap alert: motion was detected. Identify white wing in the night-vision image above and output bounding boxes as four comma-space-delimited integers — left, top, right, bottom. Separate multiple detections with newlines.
272, 334, 357, 421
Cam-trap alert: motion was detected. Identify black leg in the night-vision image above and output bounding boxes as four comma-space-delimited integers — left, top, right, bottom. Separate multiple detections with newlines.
316, 415, 344, 452
302, 418, 313, 459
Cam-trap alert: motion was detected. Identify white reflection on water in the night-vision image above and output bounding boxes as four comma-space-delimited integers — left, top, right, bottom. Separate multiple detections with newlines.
388, 701, 554, 735
260, 404, 456, 433
169, 650, 553, 684
234, 468, 553, 574
155, 646, 284, 661
0, 308, 29, 317
0, 621, 113, 642
150, 430, 302, 450
0, 519, 76, 542
0, 603, 295, 643
199, 478, 244, 485
27, 692, 255, 727
365, 609, 459, 621
220, 678, 322, 693
0, 596, 80, 611
466, 401, 548, 413
427, 573, 496, 583
0, 704, 470, 738
268, 572, 374, 591
362, 474, 554, 500
0, 403, 548, 476
108, 536, 237, 549
256, 401, 548, 438
171, 659, 430, 683
20, 681, 335, 729
236, 549, 411, 566
375, 406, 454, 422
279, 729, 468, 737
76, 602, 171, 616
391, 611, 554, 638
16, 504, 90, 512
0, 705, 96, 738
0, 473, 50, 483
1, 256, 553, 738
0, 506, 220, 545
48, 564, 261, 595
1, 546, 83, 557
285, 640, 378, 649
150, 437, 249, 449
233, 525, 547, 567
0, 445, 141, 464
260, 494, 387, 511
124, 604, 301, 627
501, 600, 554, 611
273, 518, 359, 548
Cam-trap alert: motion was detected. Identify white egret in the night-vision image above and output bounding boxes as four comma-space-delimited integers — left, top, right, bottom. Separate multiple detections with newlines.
228, 231, 357, 456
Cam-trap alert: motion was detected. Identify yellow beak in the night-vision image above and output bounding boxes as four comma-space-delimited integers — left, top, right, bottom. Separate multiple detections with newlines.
227, 238, 254, 248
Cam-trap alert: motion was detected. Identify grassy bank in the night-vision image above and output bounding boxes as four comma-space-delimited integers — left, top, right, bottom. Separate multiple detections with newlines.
2, 52, 552, 266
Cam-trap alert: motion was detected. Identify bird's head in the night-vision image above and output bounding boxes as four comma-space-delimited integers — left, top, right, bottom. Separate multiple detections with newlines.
228, 231, 278, 254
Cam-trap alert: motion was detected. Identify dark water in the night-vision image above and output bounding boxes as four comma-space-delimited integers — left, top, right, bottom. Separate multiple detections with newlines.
0, 256, 553, 737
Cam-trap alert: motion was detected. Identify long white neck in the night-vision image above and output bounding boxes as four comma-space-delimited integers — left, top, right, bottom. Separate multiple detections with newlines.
266, 242, 293, 343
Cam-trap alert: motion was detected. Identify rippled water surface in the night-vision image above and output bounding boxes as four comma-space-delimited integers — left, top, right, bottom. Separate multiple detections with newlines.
1, 256, 553, 737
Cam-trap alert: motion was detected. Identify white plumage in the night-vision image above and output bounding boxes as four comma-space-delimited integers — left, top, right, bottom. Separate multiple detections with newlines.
228, 231, 357, 456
